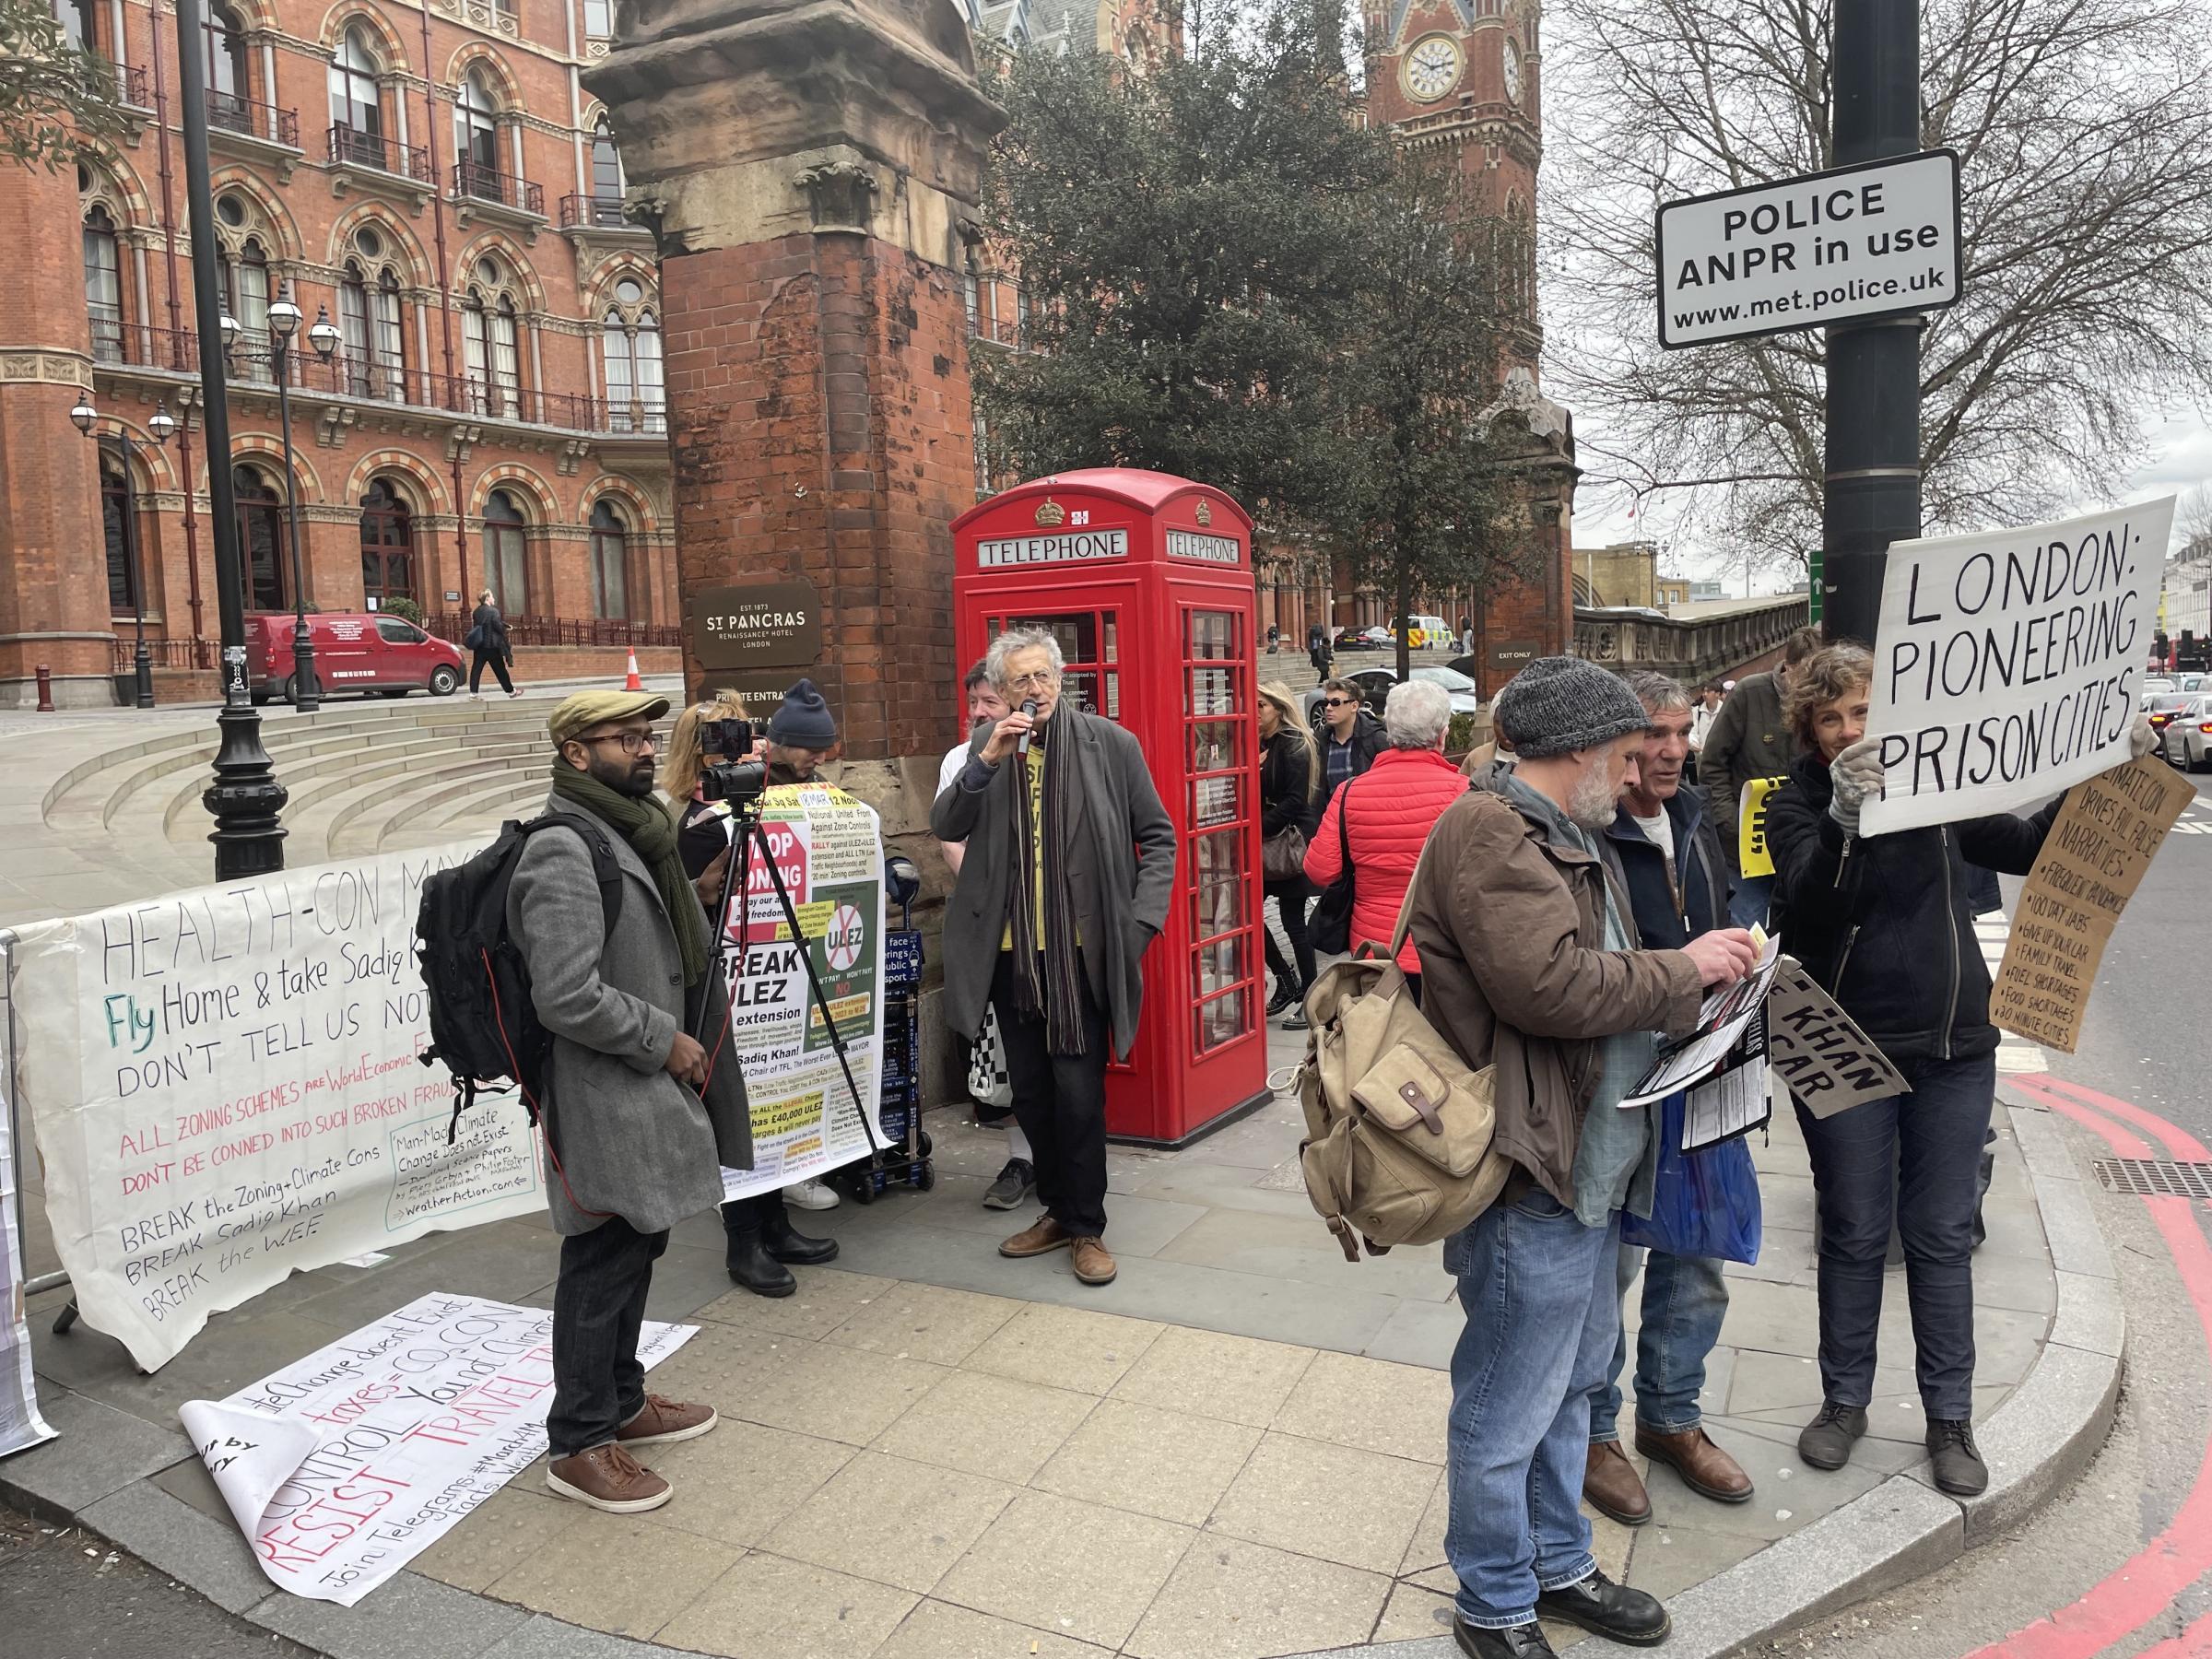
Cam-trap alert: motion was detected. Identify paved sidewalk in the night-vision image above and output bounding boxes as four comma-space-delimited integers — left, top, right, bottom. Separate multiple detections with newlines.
5, 1007, 2120, 1659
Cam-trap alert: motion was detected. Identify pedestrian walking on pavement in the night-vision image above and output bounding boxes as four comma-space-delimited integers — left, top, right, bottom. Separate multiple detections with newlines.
1302, 679, 1464, 996
512, 689, 753, 1514
666, 691, 843, 1300
1256, 682, 1322, 1029
467, 590, 519, 697
1700, 627, 1819, 925
1584, 671, 1752, 1528
1315, 677, 1386, 802
932, 627, 1177, 1288
1308, 621, 1332, 684
1405, 655, 1759, 1657
1766, 645, 2156, 1499
935, 659, 1036, 1214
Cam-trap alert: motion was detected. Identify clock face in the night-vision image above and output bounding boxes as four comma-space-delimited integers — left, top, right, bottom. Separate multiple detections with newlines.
1503, 44, 1524, 103
1403, 34, 1463, 102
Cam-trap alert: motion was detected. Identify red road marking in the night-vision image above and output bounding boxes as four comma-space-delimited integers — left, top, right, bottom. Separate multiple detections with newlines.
1954, 1076, 2212, 1659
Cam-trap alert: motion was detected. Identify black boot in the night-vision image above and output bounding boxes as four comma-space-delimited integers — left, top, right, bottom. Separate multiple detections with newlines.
759, 1194, 840, 1266
1266, 977, 1302, 1017
722, 1202, 795, 1297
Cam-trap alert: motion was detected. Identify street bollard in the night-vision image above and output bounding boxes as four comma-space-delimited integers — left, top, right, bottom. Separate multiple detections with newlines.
35, 665, 53, 712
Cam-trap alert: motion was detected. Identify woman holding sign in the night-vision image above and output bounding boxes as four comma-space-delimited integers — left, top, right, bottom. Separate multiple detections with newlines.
1766, 644, 2154, 1500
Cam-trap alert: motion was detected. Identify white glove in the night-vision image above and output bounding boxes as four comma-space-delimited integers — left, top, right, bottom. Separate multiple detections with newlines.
1828, 736, 1885, 834
2127, 712, 2158, 760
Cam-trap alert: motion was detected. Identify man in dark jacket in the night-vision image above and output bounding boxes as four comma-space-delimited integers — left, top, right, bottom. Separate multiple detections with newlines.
1700, 626, 1819, 924
1585, 672, 1751, 1531
1407, 657, 1759, 1659
1316, 677, 1386, 800
468, 590, 517, 696
932, 627, 1176, 1288
512, 691, 752, 1515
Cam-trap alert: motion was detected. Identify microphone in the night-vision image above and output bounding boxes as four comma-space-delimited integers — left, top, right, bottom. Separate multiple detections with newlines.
1016, 698, 1040, 759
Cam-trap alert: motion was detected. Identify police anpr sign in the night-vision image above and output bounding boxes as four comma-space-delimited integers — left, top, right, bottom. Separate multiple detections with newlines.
1656, 151, 1962, 348
1861, 499, 2174, 835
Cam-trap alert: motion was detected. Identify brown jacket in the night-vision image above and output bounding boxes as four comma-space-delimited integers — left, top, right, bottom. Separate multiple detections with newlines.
1406, 776, 1704, 1211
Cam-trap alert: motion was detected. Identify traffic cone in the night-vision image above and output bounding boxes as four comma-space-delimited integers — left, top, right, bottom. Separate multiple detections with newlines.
623, 648, 643, 691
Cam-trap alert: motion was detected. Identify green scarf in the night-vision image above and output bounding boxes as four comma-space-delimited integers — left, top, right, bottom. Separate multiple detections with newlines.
550, 763, 712, 987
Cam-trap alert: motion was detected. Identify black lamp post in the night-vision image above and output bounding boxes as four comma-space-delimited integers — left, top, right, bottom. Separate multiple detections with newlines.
223, 284, 336, 711
174, 0, 287, 878
69, 395, 176, 710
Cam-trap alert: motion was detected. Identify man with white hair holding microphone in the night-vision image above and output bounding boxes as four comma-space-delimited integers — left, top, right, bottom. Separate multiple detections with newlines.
931, 628, 1176, 1288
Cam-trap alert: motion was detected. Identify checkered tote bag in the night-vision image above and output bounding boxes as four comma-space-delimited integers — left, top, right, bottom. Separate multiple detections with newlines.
966, 1005, 1013, 1109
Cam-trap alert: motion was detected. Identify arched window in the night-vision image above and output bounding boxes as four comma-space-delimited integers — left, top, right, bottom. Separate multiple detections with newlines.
482, 488, 527, 612
599, 276, 665, 434
338, 239, 407, 399
233, 465, 287, 611
455, 70, 500, 198
218, 229, 272, 379
205, 5, 249, 128
590, 115, 623, 205
62, 0, 104, 58
462, 259, 523, 418
328, 28, 382, 164
82, 204, 124, 363
359, 478, 415, 606
588, 500, 628, 619
100, 443, 139, 612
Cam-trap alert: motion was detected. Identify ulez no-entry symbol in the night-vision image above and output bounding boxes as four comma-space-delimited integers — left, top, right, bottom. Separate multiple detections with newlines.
1654, 149, 1963, 348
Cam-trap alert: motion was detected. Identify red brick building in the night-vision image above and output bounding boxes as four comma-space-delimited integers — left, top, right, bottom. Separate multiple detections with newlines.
2, 0, 677, 705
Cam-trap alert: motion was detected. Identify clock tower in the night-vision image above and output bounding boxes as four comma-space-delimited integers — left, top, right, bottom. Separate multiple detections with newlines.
1359, 0, 1577, 682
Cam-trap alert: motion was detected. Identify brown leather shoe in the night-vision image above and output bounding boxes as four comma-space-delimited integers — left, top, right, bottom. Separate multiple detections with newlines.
546, 1443, 672, 1513
1635, 1423, 1754, 1504
1071, 1236, 1117, 1285
1000, 1215, 1072, 1257
616, 1393, 718, 1447
1583, 1440, 1651, 1525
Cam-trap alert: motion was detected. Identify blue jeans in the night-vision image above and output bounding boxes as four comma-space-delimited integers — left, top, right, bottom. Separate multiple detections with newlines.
1444, 1192, 1619, 1629
1795, 1052, 1996, 1418
1729, 874, 1774, 929
1589, 1244, 1730, 1441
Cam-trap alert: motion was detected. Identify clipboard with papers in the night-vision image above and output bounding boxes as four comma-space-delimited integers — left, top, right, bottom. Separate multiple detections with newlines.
1616, 928, 1783, 1151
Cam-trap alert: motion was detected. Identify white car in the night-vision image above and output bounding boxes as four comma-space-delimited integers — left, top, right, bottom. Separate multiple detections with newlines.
2158, 695, 2212, 772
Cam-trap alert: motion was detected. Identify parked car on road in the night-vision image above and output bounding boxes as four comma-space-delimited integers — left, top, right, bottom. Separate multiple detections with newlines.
1301, 664, 1482, 725
1334, 625, 1394, 652
2158, 695, 2212, 772
247, 612, 465, 705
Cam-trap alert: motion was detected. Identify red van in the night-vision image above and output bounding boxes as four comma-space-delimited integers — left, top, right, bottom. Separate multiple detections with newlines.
246, 612, 465, 703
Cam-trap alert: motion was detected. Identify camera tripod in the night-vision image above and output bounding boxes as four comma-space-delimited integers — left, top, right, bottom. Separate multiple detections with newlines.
700, 793, 884, 1155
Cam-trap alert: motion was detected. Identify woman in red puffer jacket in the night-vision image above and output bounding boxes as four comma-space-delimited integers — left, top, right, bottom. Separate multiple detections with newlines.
1303, 678, 1466, 978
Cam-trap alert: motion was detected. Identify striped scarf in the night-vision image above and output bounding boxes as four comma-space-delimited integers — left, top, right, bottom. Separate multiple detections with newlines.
1007, 717, 1088, 1056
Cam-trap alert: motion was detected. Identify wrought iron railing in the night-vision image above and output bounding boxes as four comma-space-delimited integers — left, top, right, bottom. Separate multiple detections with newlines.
453, 159, 545, 216
111, 637, 218, 672
328, 124, 436, 183
559, 194, 635, 230
209, 90, 300, 147
425, 613, 680, 649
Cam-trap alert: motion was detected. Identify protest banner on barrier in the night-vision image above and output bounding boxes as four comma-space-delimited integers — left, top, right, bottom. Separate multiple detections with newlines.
181, 1293, 693, 1604
0, 1065, 56, 1458
1991, 756, 2191, 1053
1860, 499, 2173, 836
708, 782, 887, 1202
13, 846, 545, 1371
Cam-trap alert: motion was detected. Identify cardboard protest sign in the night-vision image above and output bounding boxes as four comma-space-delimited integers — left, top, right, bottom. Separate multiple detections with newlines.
1861, 499, 2173, 835
1737, 776, 1786, 877
1767, 960, 1912, 1116
12, 847, 545, 1371
1990, 756, 2192, 1053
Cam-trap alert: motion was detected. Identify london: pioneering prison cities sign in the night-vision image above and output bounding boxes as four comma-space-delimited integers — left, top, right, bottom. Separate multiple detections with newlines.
1656, 151, 1962, 347
13, 847, 544, 1371
1860, 498, 2174, 836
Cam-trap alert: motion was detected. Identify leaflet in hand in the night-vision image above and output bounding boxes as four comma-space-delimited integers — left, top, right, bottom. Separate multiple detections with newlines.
1617, 930, 1783, 1113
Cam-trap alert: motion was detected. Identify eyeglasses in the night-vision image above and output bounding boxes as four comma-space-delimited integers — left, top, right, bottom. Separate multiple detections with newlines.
576, 730, 657, 755
1006, 670, 1059, 691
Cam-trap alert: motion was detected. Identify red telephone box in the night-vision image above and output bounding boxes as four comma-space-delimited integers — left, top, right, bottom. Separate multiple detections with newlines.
952, 468, 1269, 1146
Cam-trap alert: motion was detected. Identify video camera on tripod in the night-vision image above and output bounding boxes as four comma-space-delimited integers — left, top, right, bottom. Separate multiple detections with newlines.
697, 715, 768, 807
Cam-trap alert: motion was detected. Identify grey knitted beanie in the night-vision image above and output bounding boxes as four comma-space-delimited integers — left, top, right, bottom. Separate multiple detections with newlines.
1491, 657, 1650, 759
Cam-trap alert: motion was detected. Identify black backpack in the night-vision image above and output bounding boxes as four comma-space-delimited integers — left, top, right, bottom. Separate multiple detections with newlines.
415, 816, 624, 1143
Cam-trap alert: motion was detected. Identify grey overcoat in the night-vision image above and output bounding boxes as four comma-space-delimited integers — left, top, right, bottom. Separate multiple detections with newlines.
930, 709, 1176, 1061
507, 791, 753, 1235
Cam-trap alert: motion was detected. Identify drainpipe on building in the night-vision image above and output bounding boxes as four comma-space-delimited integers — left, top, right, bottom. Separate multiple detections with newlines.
418, 4, 465, 607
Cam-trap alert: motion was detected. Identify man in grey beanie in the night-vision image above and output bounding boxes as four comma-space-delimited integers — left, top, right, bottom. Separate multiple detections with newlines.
1404, 656, 1759, 1659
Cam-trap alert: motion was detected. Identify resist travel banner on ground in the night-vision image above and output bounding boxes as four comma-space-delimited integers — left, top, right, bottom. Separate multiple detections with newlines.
12, 848, 543, 1371
1860, 499, 2173, 835
710, 782, 887, 1202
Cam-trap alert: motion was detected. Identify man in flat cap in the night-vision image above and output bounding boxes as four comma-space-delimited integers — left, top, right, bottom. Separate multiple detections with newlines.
512, 690, 754, 1514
